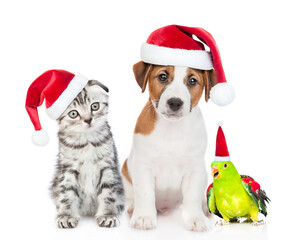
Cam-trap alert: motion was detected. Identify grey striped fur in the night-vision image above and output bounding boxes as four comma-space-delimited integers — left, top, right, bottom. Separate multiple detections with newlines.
50, 80, 124, 228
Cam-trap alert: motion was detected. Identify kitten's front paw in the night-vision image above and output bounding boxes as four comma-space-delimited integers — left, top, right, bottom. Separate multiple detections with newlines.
96, 215, 119, 228
183, 213, 210, 232
130, 213, 157, 230
57, 215, 79, 229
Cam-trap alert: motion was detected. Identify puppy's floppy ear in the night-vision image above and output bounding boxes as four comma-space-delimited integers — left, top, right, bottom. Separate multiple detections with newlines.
133, 61, 153, 93
203, 69, 218, 102
88, 80, 109, 93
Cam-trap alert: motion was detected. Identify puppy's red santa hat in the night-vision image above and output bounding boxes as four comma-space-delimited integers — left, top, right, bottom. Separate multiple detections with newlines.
25, 70, 88, 146
141, 25, 235, 106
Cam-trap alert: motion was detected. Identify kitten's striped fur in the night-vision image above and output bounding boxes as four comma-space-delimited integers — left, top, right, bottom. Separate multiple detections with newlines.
51, 80, 124, 228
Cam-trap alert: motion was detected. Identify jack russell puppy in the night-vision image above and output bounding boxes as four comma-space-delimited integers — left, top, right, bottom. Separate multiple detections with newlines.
121, 25, 234, 231
122, 62, 217, 231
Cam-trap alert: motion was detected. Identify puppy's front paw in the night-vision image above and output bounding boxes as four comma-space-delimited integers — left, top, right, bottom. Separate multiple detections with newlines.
96, 215, 119, 228
183, 213, 210, 232
130, 213, 157, 230
57, 215, 79, 229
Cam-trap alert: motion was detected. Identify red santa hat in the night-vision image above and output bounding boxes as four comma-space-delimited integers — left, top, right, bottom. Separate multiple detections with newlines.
25, 69, 88, 146
141, 24, 235, 106
215, 121, 230, 161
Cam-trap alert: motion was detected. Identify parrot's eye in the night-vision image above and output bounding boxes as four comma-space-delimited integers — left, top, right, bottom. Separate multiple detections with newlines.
223, 163, 228, 168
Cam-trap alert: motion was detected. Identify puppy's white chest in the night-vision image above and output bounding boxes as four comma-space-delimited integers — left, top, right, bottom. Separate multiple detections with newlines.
145, 108, 206, 155
153, 155, 185, 187
153, 157, 185, 210
137, 108, 207, 209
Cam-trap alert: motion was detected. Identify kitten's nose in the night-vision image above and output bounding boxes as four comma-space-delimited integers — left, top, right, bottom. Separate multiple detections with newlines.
84, 118, 92, 125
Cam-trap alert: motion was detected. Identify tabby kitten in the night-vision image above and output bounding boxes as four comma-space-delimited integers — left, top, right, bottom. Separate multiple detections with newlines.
51, 80, 124, 228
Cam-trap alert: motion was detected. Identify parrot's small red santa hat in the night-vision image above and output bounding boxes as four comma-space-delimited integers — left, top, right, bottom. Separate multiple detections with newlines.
25, 69, 88, 146
141, 24, 235, 106
215, 121, 230, 161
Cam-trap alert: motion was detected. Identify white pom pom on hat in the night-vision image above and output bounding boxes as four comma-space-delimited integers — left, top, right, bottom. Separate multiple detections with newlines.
216, 120, 223, 127
210, 83, 235, 106
26, 69, 88, 146
32, 129, 49, 146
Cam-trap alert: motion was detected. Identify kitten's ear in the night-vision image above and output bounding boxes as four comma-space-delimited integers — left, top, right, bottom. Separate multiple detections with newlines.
88, 80, 109, 93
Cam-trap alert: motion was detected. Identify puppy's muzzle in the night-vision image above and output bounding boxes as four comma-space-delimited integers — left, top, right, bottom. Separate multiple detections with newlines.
167, 98, 184, 112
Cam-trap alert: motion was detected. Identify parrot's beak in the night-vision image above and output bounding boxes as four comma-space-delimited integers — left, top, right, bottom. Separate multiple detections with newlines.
212, 166, 220, 179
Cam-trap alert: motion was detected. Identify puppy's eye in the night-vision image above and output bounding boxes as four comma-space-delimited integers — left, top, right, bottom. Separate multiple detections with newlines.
223, 163, 227, 169
158, 73, 168, 83
91, 102, 100, 111
188, 78, 198, 86
68, 110, 79, 119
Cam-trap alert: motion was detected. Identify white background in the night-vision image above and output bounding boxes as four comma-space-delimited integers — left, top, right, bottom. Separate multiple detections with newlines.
0, 0, 305, 239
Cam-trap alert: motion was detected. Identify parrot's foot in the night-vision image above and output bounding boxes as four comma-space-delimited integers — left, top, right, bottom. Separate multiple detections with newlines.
252, 220, 264, 226
216, 219, 230, 226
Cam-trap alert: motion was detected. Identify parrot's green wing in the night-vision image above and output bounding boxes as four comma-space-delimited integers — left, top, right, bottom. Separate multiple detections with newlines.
206, 183, 222, 218
241, 175, 270, 216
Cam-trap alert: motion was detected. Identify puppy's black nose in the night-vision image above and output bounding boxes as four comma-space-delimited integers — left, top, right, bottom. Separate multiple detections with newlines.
84, 118, 92, 125
167, 98, 184, 112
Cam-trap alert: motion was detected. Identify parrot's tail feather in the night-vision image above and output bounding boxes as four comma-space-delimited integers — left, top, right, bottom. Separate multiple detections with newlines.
240, 174, 270, 216
258, 189, 270, 216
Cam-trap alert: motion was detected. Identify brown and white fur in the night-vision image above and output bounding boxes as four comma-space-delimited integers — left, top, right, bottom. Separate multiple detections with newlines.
122, 62, 217, 231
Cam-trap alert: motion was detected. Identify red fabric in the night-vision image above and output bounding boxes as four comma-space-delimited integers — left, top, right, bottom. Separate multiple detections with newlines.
25, 69, 74, 130
147, 25, 205, 50
146, 25, 226, 83
206, 183, 213, 197
242, 177, 261, 192
215, 126, 229, 157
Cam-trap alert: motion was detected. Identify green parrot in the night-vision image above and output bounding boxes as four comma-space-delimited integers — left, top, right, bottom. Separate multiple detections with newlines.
206, 161, 270, 225
206, 122, 270, 225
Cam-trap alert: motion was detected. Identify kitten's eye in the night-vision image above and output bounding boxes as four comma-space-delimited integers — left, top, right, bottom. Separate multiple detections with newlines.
158, 73, 168, 83
68, 110, 79, 119
223, 163, 228, 169
188, 78, 198, 86
91, 102, 100, 111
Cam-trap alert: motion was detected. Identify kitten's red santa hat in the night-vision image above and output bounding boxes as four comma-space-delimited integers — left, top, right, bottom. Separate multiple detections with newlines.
141, 25, 235, 106
25, 69, 88, 146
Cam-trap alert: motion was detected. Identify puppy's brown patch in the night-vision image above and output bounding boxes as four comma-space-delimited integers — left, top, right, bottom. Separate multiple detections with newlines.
133, 61, 153, 92
133, 64, 175, 135
205, 69, 218, 102
185, 68, 217, 106
185, 68, 205, 108
134, 100, 157, 135
148, 66, 174, 103
121, 158, 132, 183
